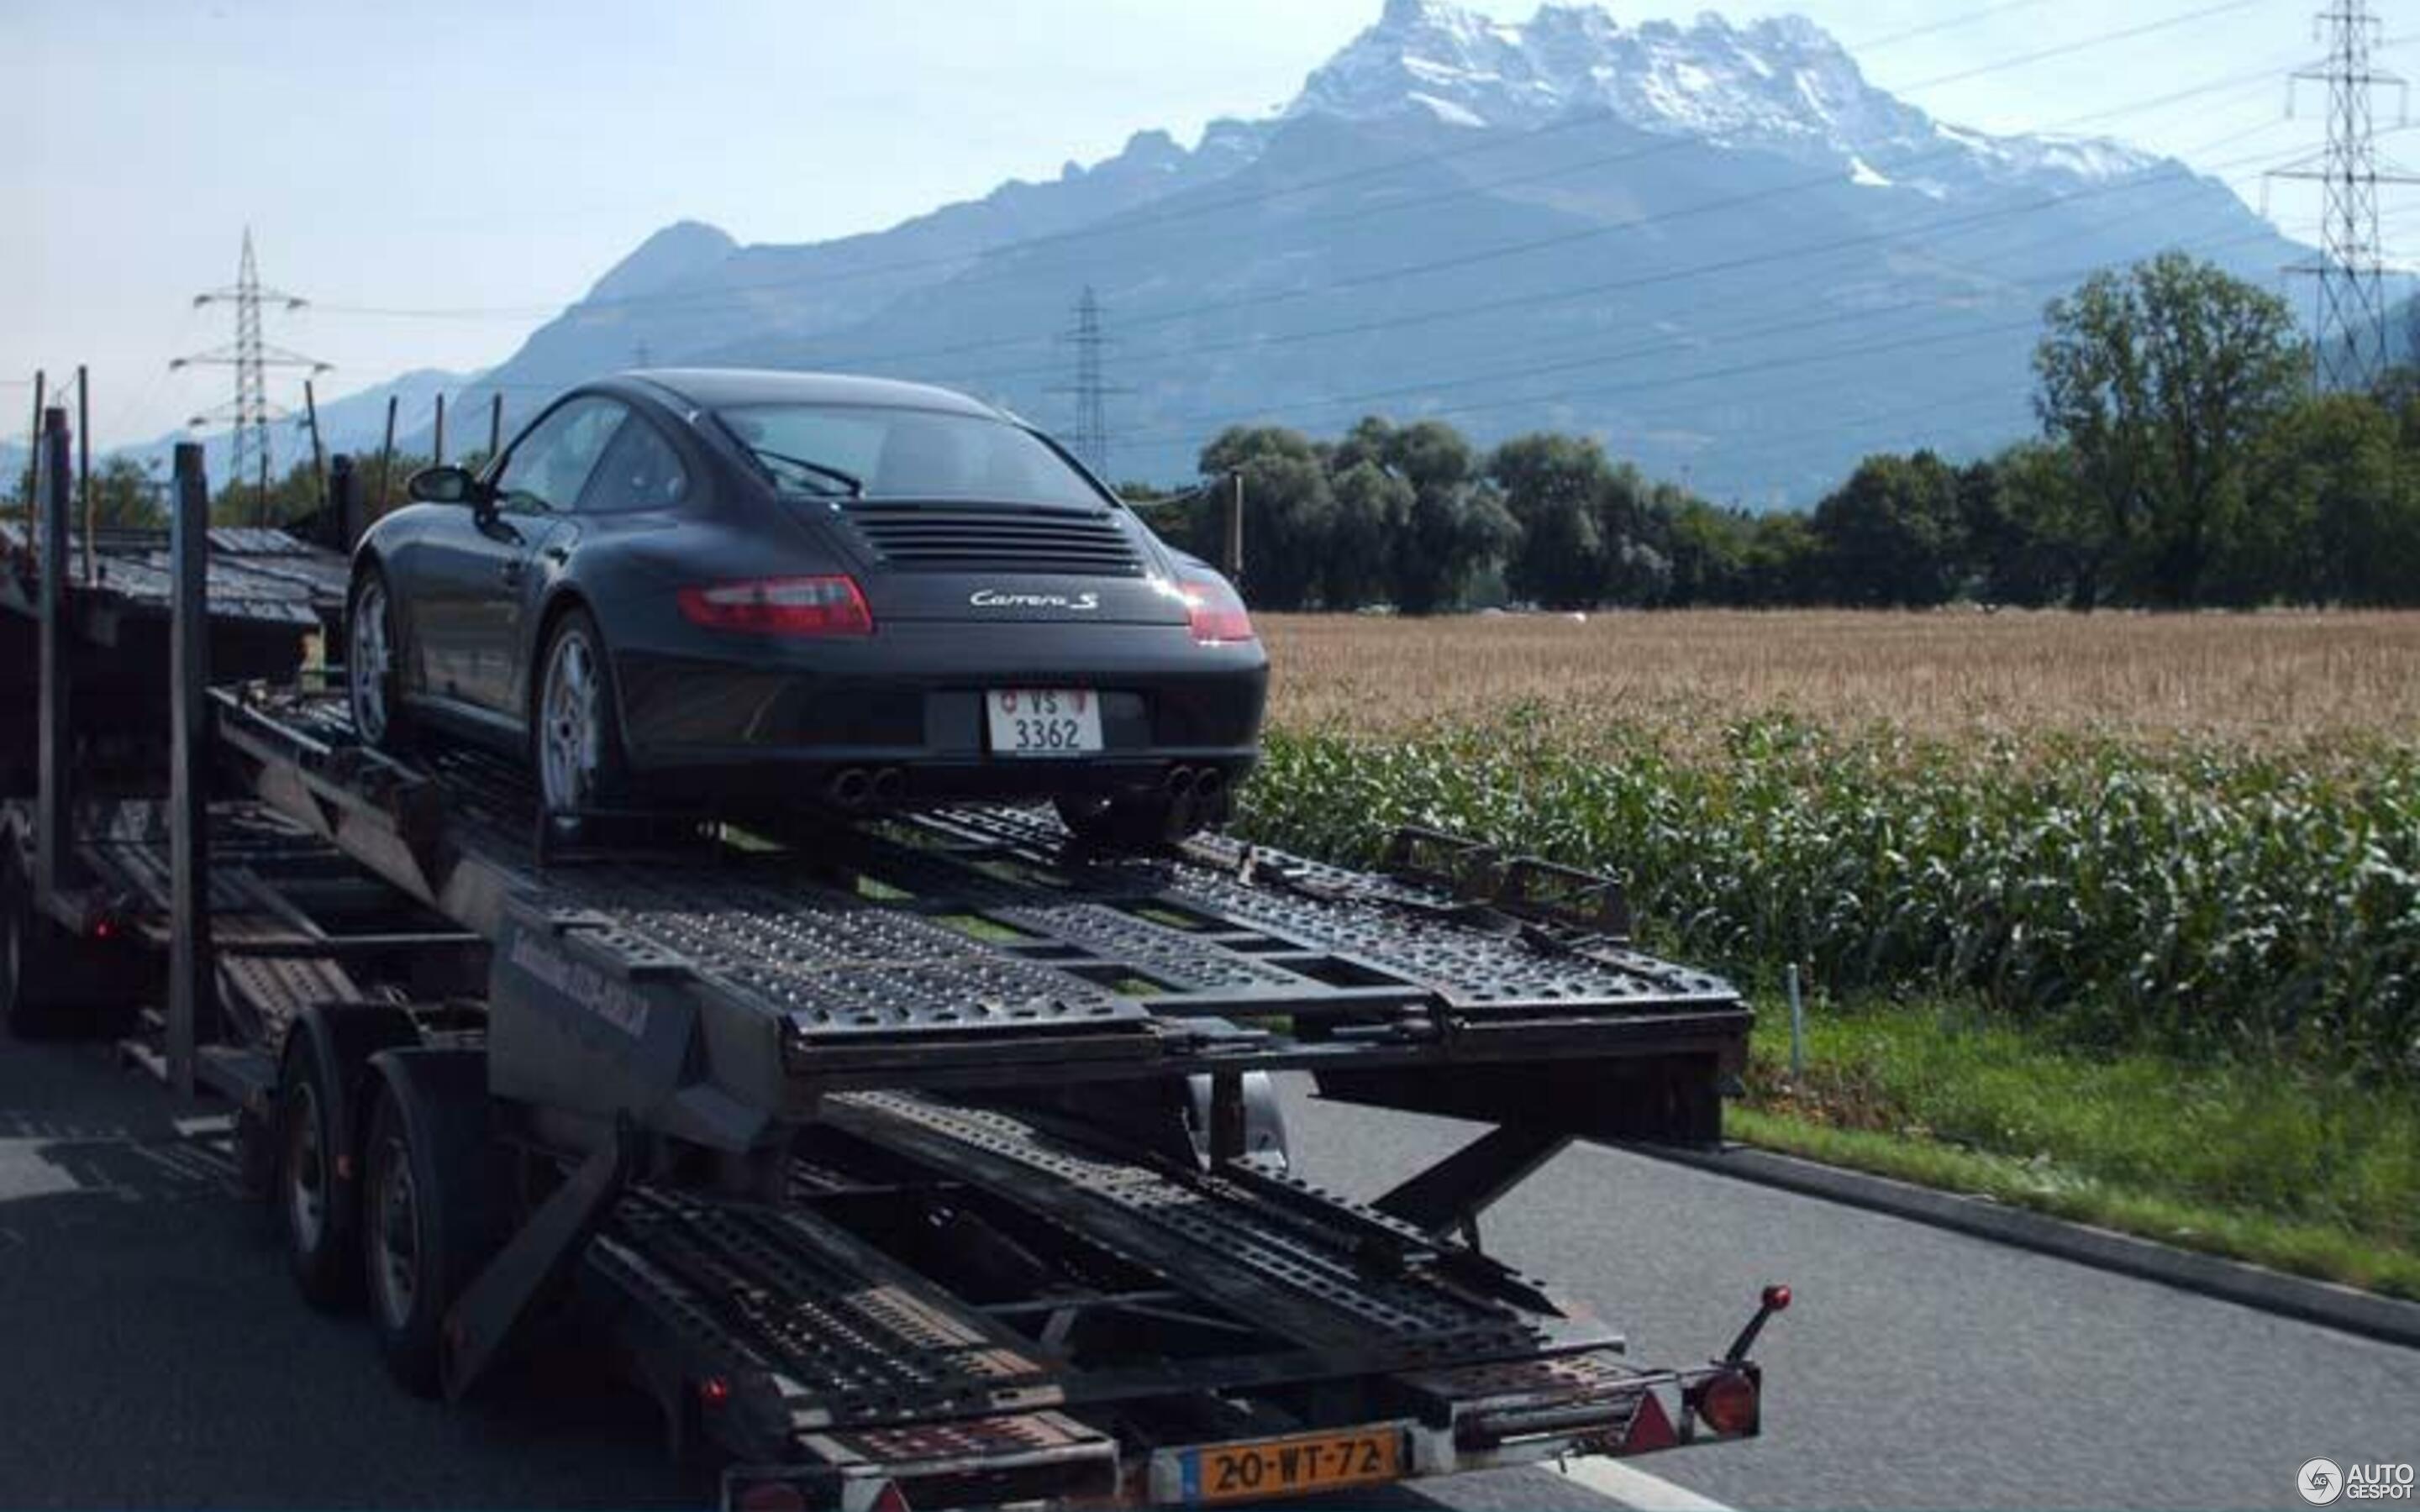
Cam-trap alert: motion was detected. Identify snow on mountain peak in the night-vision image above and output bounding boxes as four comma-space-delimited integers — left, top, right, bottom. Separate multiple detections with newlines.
1286, 1, 2157, 192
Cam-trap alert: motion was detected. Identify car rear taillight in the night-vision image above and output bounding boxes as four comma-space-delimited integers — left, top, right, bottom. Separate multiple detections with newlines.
1181, 570, 1255, 645
679, 575, 873, 636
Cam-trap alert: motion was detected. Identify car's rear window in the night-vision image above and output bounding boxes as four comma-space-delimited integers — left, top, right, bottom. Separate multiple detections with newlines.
716, 403, 1107, 507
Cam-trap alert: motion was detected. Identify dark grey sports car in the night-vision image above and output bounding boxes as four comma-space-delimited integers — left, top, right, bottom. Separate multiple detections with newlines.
346, 370, 1264, 843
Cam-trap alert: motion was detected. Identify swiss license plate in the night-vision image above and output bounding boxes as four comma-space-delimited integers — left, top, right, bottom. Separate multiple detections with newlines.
1174, 1426, 1404, 1504
985, 688, 1102, 758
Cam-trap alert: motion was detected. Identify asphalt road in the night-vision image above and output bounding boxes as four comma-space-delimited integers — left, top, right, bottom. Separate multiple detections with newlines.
1, 1033, 2412, 1509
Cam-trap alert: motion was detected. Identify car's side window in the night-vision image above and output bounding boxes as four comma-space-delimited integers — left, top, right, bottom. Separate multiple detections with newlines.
576, 414, 691, 513
493, 396, 626, 514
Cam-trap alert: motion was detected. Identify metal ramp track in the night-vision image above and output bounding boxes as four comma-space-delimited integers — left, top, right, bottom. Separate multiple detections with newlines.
214, 687, 1749, 1096
591, 1091, 1618, 1435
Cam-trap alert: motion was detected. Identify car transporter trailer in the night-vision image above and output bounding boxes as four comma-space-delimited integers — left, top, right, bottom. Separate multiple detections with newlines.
0, 425, 1788, 1511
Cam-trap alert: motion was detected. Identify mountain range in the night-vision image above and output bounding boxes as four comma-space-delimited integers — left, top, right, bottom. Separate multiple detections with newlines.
192, 1, 2328, 506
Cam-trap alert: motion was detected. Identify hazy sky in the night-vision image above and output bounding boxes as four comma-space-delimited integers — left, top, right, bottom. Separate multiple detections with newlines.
3, 0, 2399, 447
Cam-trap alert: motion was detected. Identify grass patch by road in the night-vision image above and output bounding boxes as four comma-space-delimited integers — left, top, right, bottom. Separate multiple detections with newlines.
1732, 995, 2420, 1300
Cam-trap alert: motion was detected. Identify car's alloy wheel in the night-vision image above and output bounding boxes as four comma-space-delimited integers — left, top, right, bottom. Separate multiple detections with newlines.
350, 575, 394, 747
539, 624, 602, 819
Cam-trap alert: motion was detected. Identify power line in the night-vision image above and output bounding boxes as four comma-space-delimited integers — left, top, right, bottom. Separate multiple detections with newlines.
1112, 215, 2291, 454
2266, 0, 2417, 390
305, 0, 2261, 329
793, 60, 2313, 388
170, 228, 329, 502
865, 128, 2305, 394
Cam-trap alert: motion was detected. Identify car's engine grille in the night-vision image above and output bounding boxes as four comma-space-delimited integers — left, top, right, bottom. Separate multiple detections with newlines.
844, 506, 1146, 577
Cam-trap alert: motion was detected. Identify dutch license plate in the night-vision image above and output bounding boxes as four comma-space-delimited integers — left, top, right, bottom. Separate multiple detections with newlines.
985, 688, 1103, 757
1176, 1426, 1404, 1504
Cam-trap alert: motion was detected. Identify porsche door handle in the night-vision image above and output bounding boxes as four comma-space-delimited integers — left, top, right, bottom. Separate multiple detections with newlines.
498, 559, 526, 587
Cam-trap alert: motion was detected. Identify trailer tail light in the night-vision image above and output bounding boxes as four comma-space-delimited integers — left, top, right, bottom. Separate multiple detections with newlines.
1694, 1371, 1759, 1437
1180, 570, 1255, 645
731, 1481, 808, 1512
679, 575, 873, 637
1621, 1389, 1678, 1452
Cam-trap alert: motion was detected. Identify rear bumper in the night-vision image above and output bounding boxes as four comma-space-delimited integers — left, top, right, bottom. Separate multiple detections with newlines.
610, 621, 1266, 796
716, 1354, 1762, 1511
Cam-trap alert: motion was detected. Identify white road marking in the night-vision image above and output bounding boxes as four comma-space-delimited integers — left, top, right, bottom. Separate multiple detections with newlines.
1550, 1456, 1740, 1512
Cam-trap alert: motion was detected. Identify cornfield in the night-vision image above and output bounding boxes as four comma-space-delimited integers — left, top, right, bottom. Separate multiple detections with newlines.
1240, 613, 2420, 1079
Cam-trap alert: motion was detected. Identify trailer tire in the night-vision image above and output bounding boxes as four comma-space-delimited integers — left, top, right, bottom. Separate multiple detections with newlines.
278, 1034, 364, 1309
0, 852, 71, 1038
275, 1003, 421, 1310
361, 1048, 512, 1398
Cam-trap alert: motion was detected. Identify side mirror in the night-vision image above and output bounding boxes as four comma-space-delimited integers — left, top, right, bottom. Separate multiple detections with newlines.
408, 465, 489, 507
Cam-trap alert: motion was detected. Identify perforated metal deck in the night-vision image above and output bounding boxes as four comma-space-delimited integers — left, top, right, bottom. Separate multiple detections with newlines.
593, 1090, 1616, 1435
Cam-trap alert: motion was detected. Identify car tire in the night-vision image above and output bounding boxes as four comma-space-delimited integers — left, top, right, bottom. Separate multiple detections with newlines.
361, 1051, 512, 1398
532, 607, 629, 836
347, 564, 413, 753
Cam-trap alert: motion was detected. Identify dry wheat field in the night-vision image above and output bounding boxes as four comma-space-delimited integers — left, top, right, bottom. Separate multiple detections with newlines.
1257, 609, 2420, 749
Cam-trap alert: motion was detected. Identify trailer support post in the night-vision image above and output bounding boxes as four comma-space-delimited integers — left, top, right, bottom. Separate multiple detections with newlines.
1372, 1123, 1573, 1250
169, 443, 214, 1097
442, 1127, 630, 1402
35, 406, 71, 906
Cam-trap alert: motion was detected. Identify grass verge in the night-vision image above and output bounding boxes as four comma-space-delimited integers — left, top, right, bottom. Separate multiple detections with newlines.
1730, 996, 2420, 1301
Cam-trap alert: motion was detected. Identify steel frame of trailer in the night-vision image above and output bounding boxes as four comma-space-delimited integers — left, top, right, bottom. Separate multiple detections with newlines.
0, 434, 1785, 1511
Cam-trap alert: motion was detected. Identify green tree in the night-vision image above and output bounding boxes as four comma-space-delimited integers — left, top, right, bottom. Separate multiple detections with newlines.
1810, 451, 1969, 606
1336, 417, 1515, 612
1661, 497, 1752, 606
1491, 433, 1611, 607
2244, 393, 2418, 606
1739, 511, 1820, 606
2033, 252, 2303, 606
1323, 459, 1412, 608
1198, 426, 1334, 610
87, 455, 168, 528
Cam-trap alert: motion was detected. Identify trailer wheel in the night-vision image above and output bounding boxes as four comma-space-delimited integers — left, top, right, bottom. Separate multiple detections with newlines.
0, 853, 70, 1038
278, 1040, 362, 1309
361, 1049, 511, 1398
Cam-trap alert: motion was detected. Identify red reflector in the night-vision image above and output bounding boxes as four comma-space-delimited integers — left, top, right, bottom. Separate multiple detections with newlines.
1763, 1284, 1791, 1312
679, 575, 873, 636
734, 1481, 808, 1512
1179, 570, 1255, 645
1622, 1389, 1677, 1452
92, 916, 118, 941
867, 1481, 912, 1512
697, 1376, 732, 1409
1697, 1372, 1759, 1436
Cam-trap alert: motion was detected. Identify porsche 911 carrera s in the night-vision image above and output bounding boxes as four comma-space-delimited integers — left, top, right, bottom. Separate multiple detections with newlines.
346, 370, 1264, 844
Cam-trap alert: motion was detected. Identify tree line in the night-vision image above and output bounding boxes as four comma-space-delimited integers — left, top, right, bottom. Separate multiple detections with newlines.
1134, 253, 2420, 611
17, 253, 2417, 609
